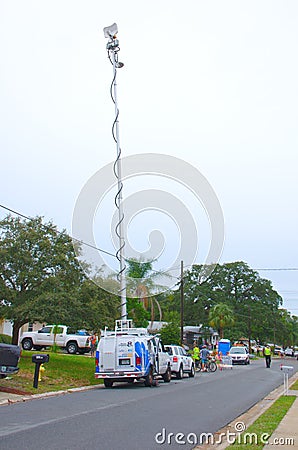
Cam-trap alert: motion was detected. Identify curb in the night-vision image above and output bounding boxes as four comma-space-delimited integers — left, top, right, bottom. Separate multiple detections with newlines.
195, 370, 298, 450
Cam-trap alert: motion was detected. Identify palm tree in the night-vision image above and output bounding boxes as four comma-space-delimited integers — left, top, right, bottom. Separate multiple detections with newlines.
209, 303, 234, 339
126, 258, 163, 326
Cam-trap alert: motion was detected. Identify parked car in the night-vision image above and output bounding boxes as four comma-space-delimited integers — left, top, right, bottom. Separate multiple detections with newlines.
164, 345, 195, 378
0, 343, 21, 378
273, 346, 284, 356
284, 347, 294, 357
284, 347, 298, 357
229, 346, 250, 365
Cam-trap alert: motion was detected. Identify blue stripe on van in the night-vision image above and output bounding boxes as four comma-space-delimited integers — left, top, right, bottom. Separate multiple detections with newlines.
95, 350, 100, 373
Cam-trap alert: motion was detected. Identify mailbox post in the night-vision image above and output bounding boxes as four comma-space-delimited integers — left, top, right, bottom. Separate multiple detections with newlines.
32, 354, 50, 389
280, 364, 293, 395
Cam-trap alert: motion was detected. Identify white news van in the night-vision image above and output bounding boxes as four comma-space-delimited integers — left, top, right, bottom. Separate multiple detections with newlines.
95, 320, 171, 387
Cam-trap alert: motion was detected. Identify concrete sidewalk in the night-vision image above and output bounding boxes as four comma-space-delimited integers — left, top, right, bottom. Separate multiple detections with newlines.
0, 390, 28, 405
268, 392, 298, 449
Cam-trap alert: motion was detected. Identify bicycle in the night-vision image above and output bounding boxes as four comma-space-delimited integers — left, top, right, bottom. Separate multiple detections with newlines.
196, 358, 217, 373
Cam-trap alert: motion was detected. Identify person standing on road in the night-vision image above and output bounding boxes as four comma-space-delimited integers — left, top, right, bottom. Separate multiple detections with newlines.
200, 345, 210, 372
192, 343, 200, 368
264, 345, 271, 368
192, 344, 200, 369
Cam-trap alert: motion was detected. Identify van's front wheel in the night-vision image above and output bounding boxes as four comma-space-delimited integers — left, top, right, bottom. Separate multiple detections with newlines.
162, 366, 171, 383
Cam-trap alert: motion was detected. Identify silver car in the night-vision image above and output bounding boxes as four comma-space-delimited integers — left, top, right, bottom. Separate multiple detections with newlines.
229, 346, 250, 365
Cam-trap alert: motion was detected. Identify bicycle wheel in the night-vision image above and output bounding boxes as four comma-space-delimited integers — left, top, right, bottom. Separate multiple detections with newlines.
207, 361, 217, 372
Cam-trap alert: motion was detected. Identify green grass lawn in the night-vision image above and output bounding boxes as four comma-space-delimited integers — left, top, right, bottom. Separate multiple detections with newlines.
227, 395, 296, 449
290, 379, 298, 390
0, 351, 102, 394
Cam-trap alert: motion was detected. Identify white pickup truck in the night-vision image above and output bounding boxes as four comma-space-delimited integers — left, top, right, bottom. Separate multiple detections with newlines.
20, 325, 90, 354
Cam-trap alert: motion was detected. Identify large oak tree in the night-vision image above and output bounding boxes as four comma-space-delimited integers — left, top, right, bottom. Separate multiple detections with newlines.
0, 215, 85, 344
164, 261, 289, 345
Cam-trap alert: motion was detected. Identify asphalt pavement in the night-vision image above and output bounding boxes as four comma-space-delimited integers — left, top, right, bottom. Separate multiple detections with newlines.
0, 357, 298, 450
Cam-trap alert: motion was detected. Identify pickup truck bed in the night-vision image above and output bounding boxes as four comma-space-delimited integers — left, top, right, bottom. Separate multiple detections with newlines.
0, 343, 21, 378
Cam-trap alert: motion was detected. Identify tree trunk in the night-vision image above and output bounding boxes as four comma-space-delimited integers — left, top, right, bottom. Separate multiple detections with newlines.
12, 320, 25, 345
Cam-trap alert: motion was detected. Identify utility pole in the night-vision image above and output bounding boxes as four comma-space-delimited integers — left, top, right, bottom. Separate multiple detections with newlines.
180, 260, 184, 345
248, 303, 252, 354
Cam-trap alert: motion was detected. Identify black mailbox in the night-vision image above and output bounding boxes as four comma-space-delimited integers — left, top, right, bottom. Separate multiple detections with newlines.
32, 354, 50, 364
32, 354, 50, 388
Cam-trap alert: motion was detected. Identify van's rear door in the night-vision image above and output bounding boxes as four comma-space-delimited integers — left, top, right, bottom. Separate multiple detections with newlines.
116, 336, 135, 371
101, 336, 116, 371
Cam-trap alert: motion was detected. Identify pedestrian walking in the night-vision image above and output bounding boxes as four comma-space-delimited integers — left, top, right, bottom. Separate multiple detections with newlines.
264, 345, 271, 368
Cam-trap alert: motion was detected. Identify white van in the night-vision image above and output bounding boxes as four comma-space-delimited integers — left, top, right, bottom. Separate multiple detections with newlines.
95, 320, 171, 387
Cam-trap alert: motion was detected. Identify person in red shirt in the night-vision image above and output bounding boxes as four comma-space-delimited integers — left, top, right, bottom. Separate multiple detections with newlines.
89, 333, 97, 357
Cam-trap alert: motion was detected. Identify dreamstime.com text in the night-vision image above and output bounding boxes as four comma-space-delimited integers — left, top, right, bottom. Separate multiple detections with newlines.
155, 422, 295, 446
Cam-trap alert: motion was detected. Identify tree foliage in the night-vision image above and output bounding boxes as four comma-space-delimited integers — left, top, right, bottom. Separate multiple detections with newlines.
77, 278, 120, 333
0, 215, 85, 343
159, 311, 181, 345
168, 261, 296, 345
209, 303, 235, 338
1, 214, 296, 348
125, 257, 157, 299
126, 298, 150, 327
125, 257, 163, 327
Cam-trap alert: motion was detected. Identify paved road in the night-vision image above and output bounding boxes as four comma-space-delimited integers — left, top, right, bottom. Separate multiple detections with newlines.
0, 358, 297, 450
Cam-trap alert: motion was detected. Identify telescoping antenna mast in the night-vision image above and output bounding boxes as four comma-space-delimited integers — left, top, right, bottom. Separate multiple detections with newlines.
103, 23, 127, 322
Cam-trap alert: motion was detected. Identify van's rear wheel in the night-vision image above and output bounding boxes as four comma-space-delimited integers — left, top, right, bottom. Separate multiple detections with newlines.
104, 379, 113, 388
144, 367, 154, 387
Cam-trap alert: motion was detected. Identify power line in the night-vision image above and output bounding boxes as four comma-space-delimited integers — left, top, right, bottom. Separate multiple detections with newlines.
0, 203, 117, 259
256, 268, 298, 271
2, 203, 298, 272
179, 263, 298, 273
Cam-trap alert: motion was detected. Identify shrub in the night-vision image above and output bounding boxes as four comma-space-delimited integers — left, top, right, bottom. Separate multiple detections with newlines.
0, 333, 12, 344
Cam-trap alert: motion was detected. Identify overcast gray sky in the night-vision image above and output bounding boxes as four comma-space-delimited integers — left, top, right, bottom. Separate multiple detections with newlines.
0, 1, 297, 314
